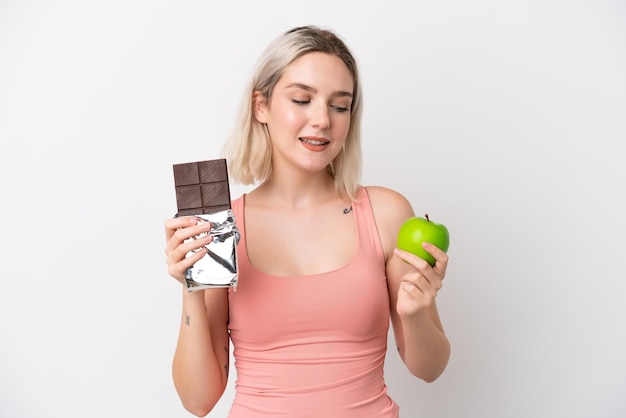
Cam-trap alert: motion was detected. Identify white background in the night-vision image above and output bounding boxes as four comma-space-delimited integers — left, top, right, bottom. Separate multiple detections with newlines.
1, 1, 625, 417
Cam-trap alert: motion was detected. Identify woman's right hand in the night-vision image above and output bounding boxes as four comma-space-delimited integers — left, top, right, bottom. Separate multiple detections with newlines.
164, 217, 213, 284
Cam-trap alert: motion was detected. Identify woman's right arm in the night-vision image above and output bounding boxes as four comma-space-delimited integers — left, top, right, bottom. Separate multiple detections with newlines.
165, 217, 230, 417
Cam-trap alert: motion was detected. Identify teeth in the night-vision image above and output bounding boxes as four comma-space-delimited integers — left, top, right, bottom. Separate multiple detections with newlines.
301, 138, 328, 145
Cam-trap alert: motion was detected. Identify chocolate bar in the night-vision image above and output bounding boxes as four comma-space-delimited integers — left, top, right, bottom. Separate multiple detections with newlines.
172, 158, 239, 290
173, 159, 231, 216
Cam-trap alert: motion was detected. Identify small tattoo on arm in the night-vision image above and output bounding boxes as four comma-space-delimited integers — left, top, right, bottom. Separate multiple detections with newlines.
184, 314, 191, 326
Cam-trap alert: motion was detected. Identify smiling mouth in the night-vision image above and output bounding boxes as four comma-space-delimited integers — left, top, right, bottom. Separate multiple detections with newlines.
299, 138, 330, 145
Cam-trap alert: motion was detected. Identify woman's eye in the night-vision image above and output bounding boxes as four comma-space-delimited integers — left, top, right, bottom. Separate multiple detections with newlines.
291, 99, 310, 105
331, 105, 350, 113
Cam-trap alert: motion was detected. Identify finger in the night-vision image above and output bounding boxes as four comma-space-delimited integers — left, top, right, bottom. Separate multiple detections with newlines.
167, 233, 213, 267
165, 219, 212, 254
399, 280, 435, 312
421, 242, 449, 274
173, 220, 213, 243
400, 279, 422, 295
402, 272, 439, 297
393, 248, 431, 270
395, 248, 445, 292
165, 216, 199, 240
423, 273, 443, 291
168, 246, 208, 282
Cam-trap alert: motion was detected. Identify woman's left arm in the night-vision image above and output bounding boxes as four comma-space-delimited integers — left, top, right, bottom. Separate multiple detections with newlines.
367, 186, 451, 382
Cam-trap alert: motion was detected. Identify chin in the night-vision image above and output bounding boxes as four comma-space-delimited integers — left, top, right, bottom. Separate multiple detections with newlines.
302, 159, 337, 174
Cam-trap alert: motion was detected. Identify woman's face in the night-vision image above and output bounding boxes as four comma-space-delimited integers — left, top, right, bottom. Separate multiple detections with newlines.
256, 52, 354, 175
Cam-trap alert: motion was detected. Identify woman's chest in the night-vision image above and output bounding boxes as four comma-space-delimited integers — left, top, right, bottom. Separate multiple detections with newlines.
229, 256, 390, 347
244, 206, 357, 277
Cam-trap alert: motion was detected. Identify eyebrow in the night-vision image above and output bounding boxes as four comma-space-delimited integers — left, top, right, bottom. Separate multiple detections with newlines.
286, 82, 353, 98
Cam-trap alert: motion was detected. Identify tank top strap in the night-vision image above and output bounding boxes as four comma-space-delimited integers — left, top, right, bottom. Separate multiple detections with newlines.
231, 194, 246, 249
352, 186, 385, 261
232, 194, 245, 231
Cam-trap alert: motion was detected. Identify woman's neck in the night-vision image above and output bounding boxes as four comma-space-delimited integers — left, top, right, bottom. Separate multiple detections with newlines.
251, 169, 340, 210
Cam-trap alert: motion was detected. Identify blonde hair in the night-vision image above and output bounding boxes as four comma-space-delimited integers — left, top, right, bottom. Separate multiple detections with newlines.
223, 26, 363, 200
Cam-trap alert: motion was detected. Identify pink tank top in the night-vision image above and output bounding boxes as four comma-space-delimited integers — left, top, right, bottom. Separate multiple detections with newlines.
227, 187, 399, 417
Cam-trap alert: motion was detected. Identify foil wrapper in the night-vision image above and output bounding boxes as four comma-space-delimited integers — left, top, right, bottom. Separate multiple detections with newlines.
182, 209, 240, 291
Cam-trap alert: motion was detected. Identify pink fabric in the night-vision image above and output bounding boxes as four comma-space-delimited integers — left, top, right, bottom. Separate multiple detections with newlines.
227, 187, 399, 417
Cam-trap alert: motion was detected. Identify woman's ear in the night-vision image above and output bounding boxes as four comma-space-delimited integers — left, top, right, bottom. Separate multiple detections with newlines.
253, 91, 268, 123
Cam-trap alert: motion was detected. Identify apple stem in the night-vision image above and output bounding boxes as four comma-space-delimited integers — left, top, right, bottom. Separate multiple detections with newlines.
425, 213, 430, 222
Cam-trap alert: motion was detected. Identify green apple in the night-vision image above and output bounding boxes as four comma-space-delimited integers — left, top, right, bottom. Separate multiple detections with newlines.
397, 214, 450, 266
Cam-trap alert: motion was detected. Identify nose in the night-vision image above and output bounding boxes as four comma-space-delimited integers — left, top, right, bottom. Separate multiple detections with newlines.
310, 103, 330, 129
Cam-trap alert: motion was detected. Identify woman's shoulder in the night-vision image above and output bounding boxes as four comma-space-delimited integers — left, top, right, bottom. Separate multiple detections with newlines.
362, 186, 415, 257
363, 185, 414, 220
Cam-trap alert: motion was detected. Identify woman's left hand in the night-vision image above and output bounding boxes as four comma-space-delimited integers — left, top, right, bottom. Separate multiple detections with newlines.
392, 242, 449, 318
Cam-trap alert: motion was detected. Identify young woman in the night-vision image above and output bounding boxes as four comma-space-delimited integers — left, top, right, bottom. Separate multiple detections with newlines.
164, 26, 450, 417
